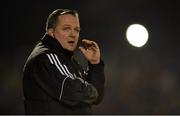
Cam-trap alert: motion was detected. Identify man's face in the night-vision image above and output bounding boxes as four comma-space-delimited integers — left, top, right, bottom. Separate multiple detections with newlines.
51, 14, 80, 51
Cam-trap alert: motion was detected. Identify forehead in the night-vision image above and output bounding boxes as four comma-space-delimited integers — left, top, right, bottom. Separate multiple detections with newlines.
57, 14, 80, 26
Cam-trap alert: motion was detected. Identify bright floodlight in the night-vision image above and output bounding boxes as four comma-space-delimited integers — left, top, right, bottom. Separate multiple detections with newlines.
126, 24, 149, 47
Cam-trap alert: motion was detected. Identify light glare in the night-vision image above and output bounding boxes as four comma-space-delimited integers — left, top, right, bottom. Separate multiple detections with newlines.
126, 24, 149, 47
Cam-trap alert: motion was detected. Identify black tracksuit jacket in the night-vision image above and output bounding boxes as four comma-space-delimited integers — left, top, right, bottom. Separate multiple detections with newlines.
23, 34, 105, 114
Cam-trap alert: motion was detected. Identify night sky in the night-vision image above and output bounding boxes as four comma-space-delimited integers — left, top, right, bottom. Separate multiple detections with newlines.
2, 0, 180, 114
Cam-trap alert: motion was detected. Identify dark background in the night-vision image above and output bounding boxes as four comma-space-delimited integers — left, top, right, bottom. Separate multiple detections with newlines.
2, 0, 180, 114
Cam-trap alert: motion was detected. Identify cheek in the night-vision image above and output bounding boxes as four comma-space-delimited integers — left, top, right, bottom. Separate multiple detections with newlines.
76, 36, 79, 41
54, 31, 67, 39
76, 34, 80, 40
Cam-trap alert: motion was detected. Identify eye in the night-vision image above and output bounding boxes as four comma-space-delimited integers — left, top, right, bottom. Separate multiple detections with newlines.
63, 27, 71, 31
75, 28, 80, 33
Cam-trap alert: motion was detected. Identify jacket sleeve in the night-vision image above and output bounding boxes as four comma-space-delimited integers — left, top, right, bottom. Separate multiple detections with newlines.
32, 53, 99, 106
85, 59, 105, 104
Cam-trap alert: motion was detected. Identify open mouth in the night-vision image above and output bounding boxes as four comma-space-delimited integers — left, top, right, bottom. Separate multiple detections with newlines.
68, 41, 75, 45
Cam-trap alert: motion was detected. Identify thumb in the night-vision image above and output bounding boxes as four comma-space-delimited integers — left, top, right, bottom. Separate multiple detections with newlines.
79, 46, 86, 54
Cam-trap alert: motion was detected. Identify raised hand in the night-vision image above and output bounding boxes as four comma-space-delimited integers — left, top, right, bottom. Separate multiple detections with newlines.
79, 39, 100, 64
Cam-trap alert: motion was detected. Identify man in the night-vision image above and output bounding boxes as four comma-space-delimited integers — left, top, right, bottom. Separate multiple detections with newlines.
23, 9, 105, 114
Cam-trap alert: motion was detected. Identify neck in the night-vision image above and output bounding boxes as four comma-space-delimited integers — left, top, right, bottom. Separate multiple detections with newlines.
42, 34, 74, 58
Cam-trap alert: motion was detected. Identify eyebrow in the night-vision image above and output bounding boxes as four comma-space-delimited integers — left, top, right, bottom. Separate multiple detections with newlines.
63, 24, 80, 29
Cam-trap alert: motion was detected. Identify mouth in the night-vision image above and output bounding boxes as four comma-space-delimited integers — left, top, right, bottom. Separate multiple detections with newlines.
68, 41, 75, 43
67, 41, 76, 46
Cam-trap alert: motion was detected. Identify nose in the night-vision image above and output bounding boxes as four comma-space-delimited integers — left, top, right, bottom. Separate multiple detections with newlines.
69, 30, 78, 38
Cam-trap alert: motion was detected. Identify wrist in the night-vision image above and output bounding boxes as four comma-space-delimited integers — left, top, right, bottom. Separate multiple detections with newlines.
89, 59, 100, 64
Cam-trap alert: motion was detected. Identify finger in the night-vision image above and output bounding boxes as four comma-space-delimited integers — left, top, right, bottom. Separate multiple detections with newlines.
79, 46, 86, 54
82, 39, 94, 45
81, 39, 96, 48
82, 39, 92, 43
91, 41, 99, 49
85, 41, 99, 51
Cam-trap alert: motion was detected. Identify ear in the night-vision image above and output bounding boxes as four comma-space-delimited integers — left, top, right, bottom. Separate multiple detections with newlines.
47, 28, 54, 38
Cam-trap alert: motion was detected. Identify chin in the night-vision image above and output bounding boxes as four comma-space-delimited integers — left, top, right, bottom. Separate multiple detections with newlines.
66, 47, 76, 52
68, 49, 74, 52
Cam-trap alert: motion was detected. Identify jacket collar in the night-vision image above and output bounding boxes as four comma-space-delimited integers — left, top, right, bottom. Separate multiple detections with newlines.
41, 34, 74, 58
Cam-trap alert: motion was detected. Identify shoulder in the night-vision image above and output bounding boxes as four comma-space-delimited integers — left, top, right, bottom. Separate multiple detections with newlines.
24, 41, 51, 65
